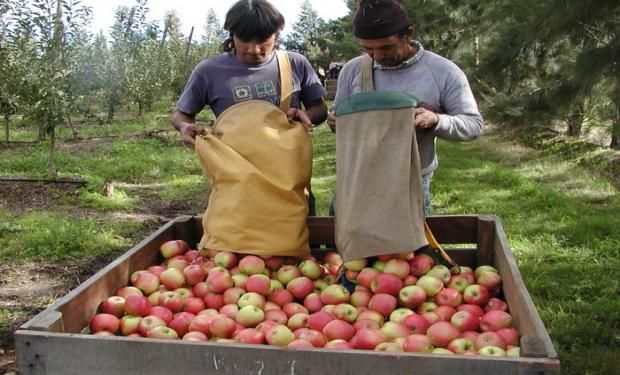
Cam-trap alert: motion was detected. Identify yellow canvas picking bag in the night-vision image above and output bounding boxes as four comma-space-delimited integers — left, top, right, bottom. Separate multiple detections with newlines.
194, 51, 312, 258
334, 55, 428, 262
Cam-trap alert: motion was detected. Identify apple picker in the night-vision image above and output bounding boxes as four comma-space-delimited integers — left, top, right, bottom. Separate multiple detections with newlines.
332, 0, 458, 272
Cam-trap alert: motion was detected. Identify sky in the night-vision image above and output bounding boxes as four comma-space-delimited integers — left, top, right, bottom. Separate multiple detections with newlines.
80, 0, 350, 38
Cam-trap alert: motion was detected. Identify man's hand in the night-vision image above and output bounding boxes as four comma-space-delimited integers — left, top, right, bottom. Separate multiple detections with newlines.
178, 123, 206, 148
327, 111, 336, 133
287, 107, 313, 132
414, 107, 439, 130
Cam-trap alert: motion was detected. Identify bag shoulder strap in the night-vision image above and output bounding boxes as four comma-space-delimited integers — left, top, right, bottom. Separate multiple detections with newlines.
276, 50, 293, 112
360, 54, 374, 92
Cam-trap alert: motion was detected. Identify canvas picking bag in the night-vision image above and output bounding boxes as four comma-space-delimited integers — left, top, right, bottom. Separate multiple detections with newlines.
194, 51, 312, 258
334, 55, 429, 262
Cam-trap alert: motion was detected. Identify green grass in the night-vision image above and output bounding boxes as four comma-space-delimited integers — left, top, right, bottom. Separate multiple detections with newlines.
1, 112, 618, 374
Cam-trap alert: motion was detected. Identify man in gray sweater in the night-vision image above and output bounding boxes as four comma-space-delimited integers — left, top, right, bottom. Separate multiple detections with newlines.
327, 0, 483, 214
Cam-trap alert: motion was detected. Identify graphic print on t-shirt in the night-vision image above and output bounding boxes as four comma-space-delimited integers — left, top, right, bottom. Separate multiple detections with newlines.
232, 85, 252, 101
232, 80, 278, 104
256, 81, 276, 97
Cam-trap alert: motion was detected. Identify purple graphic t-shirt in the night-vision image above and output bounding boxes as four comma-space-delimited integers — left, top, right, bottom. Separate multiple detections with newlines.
176, 51, 325, 118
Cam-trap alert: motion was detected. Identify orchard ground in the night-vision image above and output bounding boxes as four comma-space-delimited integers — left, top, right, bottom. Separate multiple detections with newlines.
0, 109, 618, 374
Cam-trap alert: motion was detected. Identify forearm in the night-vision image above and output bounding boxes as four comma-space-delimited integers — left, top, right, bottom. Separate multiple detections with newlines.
303, 100, 328, 126
171, 109, 196, 131
433, 112, 484, 141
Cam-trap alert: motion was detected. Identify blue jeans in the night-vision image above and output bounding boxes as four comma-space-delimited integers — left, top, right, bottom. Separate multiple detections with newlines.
328, 173, 432, 216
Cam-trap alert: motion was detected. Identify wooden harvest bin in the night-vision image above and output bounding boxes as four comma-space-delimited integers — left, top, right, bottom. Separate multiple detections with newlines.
15, 215, 560, 374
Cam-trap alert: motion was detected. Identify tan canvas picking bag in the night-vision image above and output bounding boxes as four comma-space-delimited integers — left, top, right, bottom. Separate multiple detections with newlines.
194, 51, 312, 258
334, 55, 429, 262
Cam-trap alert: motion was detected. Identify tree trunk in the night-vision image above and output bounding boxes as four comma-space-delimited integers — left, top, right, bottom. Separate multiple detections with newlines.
139, 103, 146, 131
49, 126, 57, 178
611, 103, 620, 150
4, 114, 9, 144
67, 114, 79, 139
566, 86, 591, 137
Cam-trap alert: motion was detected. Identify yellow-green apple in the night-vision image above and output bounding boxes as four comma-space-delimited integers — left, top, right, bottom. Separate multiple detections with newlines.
119, 315, 142, 336
101, 296, 126, 317
197, 308, 219, 316
238, 255, 265, 276
447, 337, 475, 354
457, 303, 485, 318
484, 297, 508, 312
370, 272, 403, 296
403, 333, 433, 352
409, 253, 434, 277
463, 284, 490, 306
431, 348, 454, 354
131, 271, 160, 295
303, 292, 324, 312
160, 240, 189, 259
435, 288, 463, 308
416, 275, 443, 297
148, 305, 173, 324
147, 325, 179, 340
287, 312, 309, 331
380, 321, 410, 340
276, 265, 302, 286
124, 294, 151, 316
368, 293, 397, 317
203, 292, 224, 310
324, 339, 353, 349
267, 288, 294, 308
344, 270, 359, 283
116, 286, 143, 299
158, 291, 184, 312
265, 324, 295, 346
399, 285, 427, 309
496, 327, 520, 346
286, 276, 315, 300
426, 265, 451, 284
182, 297, 206, 315
264, 309, 288, 325
343, 258, 367, 272
237, 291, 266, 309
246, 274, 272, 296
383, 259, 411, 279
137, 315, 166, 336
182, 264, 206, 286
477, 271, 502, 290
416, 301, 438, 314
474, 265, 498, 279
333, 303, 358, 323
352, 328, 387, 350
159, 268, 185, 290
282, 302, 308, 318
320, 284, 351, 305
89, 313, 120, 334
322, 319, 355, 341
183, 331, 208, 341
307, 311, 336, 332
506, 345, 521, 357
206, 270, 233, 293
447, 274, 471, 293
294, 328, 326, 348
371, 259, 386, 272
450, 310, 479, 332
236, 305, 265, 328
375, 342, 404, 352
480, 310, 512, 331
389, 307, 414, 324
147, 290, 162, 306
214, 251, 238, 269
475, 331, 507, 350
426, 321, 460, 348
353, 319, 380, 331
166, 256, 190, 272
263, 301, 280, 311
268, 279, 283, 293
174, 287, 193, 299
209, 314, 237, 338
402, 313, 430, 334
356, 267, 380, 289
298, 259, 323, 280
478, 345, 506, 356
350, 289, 372, 308
236, 327, 265, 344
231, 274, 248, 289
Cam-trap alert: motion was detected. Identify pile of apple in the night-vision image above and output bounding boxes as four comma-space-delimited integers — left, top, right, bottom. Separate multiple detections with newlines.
88, 240, 521, 357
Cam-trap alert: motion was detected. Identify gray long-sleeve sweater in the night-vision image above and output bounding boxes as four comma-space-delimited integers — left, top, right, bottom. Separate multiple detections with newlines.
333, 44, 484, 177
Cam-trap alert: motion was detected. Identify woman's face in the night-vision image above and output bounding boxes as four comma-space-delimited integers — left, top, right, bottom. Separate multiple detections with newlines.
233, 33, 278, 64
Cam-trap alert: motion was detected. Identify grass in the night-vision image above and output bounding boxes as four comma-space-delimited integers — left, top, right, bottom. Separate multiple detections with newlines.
1, 111, 619, 374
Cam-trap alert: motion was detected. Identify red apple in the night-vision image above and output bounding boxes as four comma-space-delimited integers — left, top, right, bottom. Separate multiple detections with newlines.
435, 288, 463, 308
209, 314, 237, 338
475, 331, 507, 350
203, 292, 224, 310
214, 251, 238, 269
116, 286, 143, 299
402, 313, 430, 334
368, 293, 397, 317
287, 312, 309, 331
434, 305, 457, 321
383, 259, 410, 279
294, 328, 326, 348
450, 310, 479, 332
456, 303, 485, 318
148, 305, 174, 324
370, 272, 403, 296
496, 327, 520, 346
322, 319, 355, 342
183, 331, 208, 341
158, 291, 184, 313
138, 315, 166, 336
352, 328, 388, 350
89, 313, 120, 334
282, 302, 308, 318
380, 321, 410, 340
447, 274, 471, 293
463, 284, 490, 306
268, 288, 294, 308
119, 315, 142, 336
160, 240, 189, 259
206, 270, 233, 293
350, 289, 372, 308
100, 296, 126, 318
264, 309, 288, 325
398, 285, 427, 309
484, 297, 509, 312
168, 312, 195, 337
307, 311, 336, 332
238, 255, 265, 276
147, 325, 179, 340
286, 276, 315, 300
276, 265, 302, 286
131, 271, 160, 295
480, 310, 513, 332
159, 267, 185, 290
426, 321, 460, 348
236, 327, 265, 345
246, 274, 272, 296
320, 284, 350, 305
409, 253, 434, 277
403, 333, 433, 353
182, 297, 206, 315
124, 294, 151, 317
182, 264, 206, 286
219, 304, 239, 320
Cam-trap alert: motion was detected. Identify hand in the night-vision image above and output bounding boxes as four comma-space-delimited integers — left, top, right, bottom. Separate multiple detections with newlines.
287, 107, 313, 132
178, 123, 206, 148
327, 111, 336, 132
414, 107, 439, 130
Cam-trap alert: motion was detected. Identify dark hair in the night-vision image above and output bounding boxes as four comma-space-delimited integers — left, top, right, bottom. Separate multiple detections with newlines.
221, 0, 285, 52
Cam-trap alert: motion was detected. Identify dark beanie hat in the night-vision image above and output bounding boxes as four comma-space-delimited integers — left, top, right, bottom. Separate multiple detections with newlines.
353, 0, 412, 39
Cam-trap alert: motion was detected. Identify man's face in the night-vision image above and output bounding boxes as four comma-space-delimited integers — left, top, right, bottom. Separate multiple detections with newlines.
359, 32, 413, 67
233, 33, 277, 65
